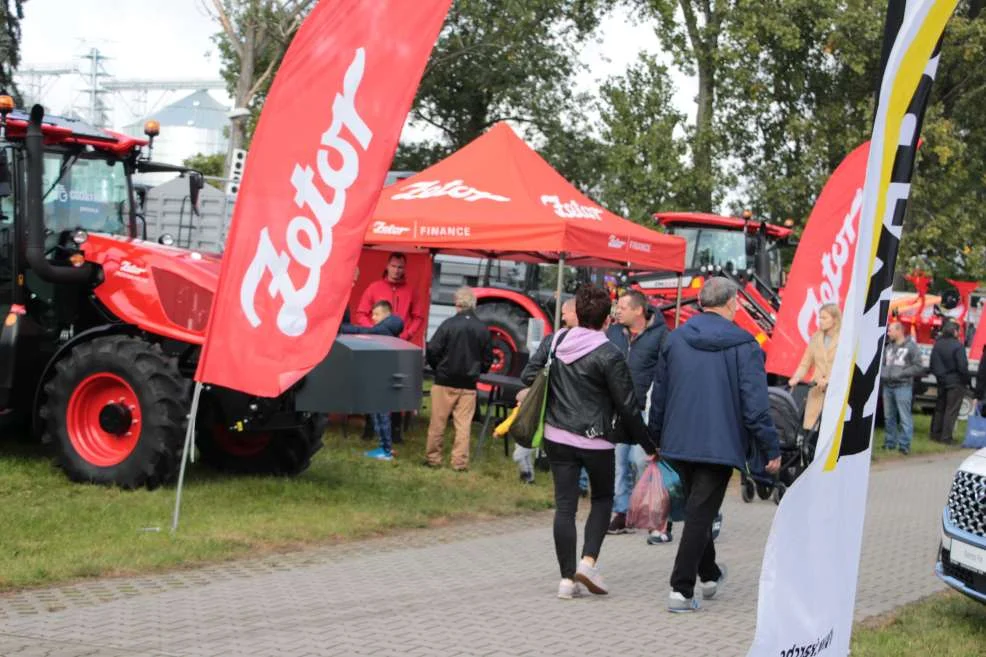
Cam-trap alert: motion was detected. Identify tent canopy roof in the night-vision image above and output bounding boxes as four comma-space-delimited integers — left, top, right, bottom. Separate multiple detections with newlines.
366, 123, 685, 272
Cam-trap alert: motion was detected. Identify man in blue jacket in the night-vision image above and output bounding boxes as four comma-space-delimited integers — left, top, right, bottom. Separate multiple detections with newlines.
647, 277, 780, 613
605, 290, 668, 538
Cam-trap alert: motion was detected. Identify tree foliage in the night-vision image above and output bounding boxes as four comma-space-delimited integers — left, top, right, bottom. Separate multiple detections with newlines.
594, 54, 691, 223
0, 0, 24, 100
208, 0, 316, 152
395, 0, 606, 181
183, 152, 227, 189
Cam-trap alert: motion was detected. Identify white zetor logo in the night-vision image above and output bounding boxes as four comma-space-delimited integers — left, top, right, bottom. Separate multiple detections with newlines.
541, 195, 604, 221
391, 180, 510, 203
796, 188, 861, 342
371, 221, 410, 236
239, 48, 373, 337
608, 235, 626, 249
119, 260, 147, 277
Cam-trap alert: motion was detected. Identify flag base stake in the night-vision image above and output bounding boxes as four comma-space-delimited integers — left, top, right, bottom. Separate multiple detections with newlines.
171, 381, 204, 534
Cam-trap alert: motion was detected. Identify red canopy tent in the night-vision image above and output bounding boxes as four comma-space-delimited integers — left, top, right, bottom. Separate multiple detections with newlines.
365, 122, 686, 273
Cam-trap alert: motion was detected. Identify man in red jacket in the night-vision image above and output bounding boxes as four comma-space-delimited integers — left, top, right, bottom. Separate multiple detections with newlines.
355, 252, 424, 342
355, 252, 424, 443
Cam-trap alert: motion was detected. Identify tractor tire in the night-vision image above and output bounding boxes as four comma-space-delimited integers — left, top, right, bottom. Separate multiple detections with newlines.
196, 400, 324, 476
475, 302, 529, 377
40, 336, 187, 490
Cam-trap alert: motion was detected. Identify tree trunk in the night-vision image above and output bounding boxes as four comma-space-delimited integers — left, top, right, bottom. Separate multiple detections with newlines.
693, 57, 715, 212
225, 34, 257, 175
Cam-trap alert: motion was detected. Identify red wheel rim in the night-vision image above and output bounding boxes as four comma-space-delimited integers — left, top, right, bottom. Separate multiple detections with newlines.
487, 326, 518, 375
66, 373, 141, 467
211, 423, 272, 458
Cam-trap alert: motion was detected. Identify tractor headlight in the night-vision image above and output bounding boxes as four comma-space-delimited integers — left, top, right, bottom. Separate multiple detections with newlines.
72, 229, 88, 245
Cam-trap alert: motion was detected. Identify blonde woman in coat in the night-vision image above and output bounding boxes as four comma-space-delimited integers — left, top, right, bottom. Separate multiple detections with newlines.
788, 303, 842, 430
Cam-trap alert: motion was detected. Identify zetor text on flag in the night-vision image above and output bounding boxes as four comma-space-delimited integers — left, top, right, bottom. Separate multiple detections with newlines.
195, 0, 452, 398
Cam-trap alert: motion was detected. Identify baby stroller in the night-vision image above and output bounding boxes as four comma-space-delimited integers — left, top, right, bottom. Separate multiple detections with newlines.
740, 385, 820, 505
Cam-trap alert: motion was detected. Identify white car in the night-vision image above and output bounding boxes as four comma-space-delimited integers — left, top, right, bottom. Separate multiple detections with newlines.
937, 447, 986, 603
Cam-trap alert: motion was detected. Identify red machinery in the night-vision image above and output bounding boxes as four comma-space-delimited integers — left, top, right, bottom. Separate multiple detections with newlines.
0, 104, 329, 489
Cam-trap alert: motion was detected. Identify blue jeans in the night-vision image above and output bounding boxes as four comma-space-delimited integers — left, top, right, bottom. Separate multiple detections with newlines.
613, 443, 649, 514
372, 413, 393, 454
882, 384, 914, 451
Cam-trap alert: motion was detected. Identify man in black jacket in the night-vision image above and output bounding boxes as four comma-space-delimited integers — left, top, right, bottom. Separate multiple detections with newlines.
425, 287, 494, 471
930, 321, 971, 444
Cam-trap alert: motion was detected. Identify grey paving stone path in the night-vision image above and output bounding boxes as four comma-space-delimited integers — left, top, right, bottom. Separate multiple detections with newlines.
0, 452, 964, 657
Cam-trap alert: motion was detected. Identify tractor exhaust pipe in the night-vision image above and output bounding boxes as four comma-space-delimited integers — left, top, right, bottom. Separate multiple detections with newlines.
25, 104, 93, 284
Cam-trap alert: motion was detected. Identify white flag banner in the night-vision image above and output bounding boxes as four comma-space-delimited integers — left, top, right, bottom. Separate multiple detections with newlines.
747, 2, 958, 656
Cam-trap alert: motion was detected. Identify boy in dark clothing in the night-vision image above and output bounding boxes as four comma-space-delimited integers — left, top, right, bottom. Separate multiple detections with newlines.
930, 321, 970, 444
342, 301, 404, 460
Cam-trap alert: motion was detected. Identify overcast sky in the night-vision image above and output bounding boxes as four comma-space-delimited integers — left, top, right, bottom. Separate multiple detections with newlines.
19, 0, 695, 137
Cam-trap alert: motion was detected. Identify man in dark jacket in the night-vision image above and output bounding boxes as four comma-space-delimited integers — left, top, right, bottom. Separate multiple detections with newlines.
647, 277, 780, 613
605, 290, 668, 537
880, 321, 924, 455
930, 321, 971, 444
425, 287, 494, 471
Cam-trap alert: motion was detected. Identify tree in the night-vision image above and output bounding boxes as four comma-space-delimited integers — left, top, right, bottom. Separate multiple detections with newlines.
717, 0, 883, 223
632, 0, 732, 211
593, 54, 691, 223
395, 0, 606, 180
0, 0, 24, 100
207, 0, 316, 159
903, 0, 986, 281
183, 152, 227, 190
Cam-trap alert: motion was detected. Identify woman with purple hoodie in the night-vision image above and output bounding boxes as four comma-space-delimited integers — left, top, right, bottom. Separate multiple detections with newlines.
521, 285, 653, 599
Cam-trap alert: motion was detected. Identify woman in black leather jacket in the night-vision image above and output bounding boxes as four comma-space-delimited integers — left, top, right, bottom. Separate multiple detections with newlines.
521, 284, 652, 599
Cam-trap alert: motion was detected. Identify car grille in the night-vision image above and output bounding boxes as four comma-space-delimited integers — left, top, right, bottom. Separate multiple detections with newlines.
946, 471, 986, 538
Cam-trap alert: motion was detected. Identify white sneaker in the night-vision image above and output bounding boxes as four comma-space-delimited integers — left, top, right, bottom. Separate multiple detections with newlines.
557, 578, 583, 599
700, 564, 728, 600
668, 591, 700, 613
574, 561, 608, 595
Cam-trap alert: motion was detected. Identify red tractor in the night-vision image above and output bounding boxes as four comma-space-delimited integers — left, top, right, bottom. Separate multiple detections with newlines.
630, 211, 795, 352
0, 104, 326, 489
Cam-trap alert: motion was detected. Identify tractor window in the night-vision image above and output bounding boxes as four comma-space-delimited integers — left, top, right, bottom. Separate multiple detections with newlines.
674, 227, 748, 272
0, 148, 13, 304
42, 152, 130, 238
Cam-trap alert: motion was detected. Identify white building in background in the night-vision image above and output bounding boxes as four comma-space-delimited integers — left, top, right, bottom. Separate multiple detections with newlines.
124, 89, 230, 184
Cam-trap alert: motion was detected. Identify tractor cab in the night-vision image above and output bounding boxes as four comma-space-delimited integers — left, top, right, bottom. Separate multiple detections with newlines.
656, 211, 794, 294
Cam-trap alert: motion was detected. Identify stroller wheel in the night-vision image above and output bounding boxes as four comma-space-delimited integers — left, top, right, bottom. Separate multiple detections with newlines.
756, 482, 772, 500
772, 482, 787, 505
741, 478, 756, 503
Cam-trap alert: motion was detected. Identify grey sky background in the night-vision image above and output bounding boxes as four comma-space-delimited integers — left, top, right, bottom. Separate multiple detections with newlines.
20, 0, 696, 138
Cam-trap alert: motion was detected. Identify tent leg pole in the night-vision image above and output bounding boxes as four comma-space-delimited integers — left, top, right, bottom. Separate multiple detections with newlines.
674, 275, 683, 328
554, 256, 565, 331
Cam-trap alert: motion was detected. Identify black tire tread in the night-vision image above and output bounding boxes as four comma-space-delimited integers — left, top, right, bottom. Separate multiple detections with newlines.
40, 335, 187, 490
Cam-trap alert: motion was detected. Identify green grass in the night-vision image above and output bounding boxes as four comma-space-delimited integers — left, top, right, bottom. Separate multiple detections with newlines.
852, 591, 986, 656
0, 412, 552, 591
871, 412, 968, 463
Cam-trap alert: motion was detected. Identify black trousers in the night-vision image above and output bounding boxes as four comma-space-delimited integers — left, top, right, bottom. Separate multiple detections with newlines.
544, 439, 615, 580
931, 386, 965, 443
669, 460, 732, 598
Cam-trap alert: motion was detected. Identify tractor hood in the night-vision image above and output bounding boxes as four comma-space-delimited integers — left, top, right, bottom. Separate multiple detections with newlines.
84, 233, 222, 345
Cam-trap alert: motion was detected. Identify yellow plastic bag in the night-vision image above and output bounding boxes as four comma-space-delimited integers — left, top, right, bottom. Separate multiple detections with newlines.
493, 405, 520, 438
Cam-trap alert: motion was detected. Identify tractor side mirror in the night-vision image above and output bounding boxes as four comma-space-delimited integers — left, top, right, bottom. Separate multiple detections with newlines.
188, 172, 205, 216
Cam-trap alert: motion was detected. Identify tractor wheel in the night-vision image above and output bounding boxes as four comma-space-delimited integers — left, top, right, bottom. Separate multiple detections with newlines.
475, 302, 529, 377
196, 400, 324, 476
40, 336, 187, 490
